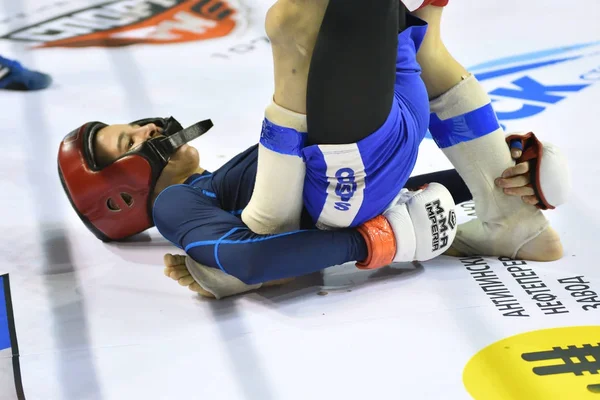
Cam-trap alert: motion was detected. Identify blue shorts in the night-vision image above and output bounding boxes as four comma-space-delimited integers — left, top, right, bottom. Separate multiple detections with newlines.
302, 18, 430, 229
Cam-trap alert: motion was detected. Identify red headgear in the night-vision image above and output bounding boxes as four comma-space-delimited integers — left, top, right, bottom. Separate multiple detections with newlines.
58, 117, 213, 242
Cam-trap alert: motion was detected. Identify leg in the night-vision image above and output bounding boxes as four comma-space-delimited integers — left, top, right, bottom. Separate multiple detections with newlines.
410, 7, 467, 99
267, 0, 329, 114
302, 2, 433, 230
243, 0, 409, 233
241, 0, 329, 234
163, 254, 294, 299
307, 0, 403, 144
412, 5, 563, 261
162, 166, 473, 300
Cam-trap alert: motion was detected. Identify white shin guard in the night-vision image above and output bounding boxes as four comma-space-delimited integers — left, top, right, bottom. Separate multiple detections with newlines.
241, 100, 307, 234
429, 75, 549, 258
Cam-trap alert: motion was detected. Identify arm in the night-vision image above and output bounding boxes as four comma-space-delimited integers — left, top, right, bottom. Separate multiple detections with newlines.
154, 185, 367, 285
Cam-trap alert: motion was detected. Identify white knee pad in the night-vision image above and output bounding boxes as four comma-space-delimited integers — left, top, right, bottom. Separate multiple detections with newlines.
264, 101, 308, 131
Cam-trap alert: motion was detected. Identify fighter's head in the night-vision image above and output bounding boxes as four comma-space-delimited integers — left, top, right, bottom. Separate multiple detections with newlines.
57, 117, 213, 242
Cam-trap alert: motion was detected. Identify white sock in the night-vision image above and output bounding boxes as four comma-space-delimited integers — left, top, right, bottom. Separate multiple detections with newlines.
241, 100, 307, 234
429, 74, 549, 258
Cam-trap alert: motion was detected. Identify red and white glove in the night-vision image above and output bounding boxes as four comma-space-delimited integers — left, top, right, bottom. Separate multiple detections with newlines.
355, 183, 458, 270
504, 132, 571, 210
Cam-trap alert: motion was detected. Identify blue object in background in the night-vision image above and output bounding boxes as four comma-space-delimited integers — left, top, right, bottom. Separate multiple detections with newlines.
0, 275, 11, 351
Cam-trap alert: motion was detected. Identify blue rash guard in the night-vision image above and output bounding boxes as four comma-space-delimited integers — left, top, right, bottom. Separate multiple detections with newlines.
153, 145, 369, 285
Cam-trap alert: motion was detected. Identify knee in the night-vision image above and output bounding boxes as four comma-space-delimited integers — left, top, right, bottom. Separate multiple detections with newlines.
265, 0, 300, 44
265, 0, 326, 46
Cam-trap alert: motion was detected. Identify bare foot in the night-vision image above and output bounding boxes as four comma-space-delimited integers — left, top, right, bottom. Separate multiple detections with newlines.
163, 254, 295, 299
444, 225, 563, 262
515, 226, 563, 261
163, 254, 216, 298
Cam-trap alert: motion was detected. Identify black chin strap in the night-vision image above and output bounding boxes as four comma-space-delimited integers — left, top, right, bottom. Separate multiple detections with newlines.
150, 119, 214, 162
165, 119, 213, 148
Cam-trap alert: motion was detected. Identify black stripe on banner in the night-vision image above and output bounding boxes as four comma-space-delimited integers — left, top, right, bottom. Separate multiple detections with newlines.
2, 274, 25, 400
